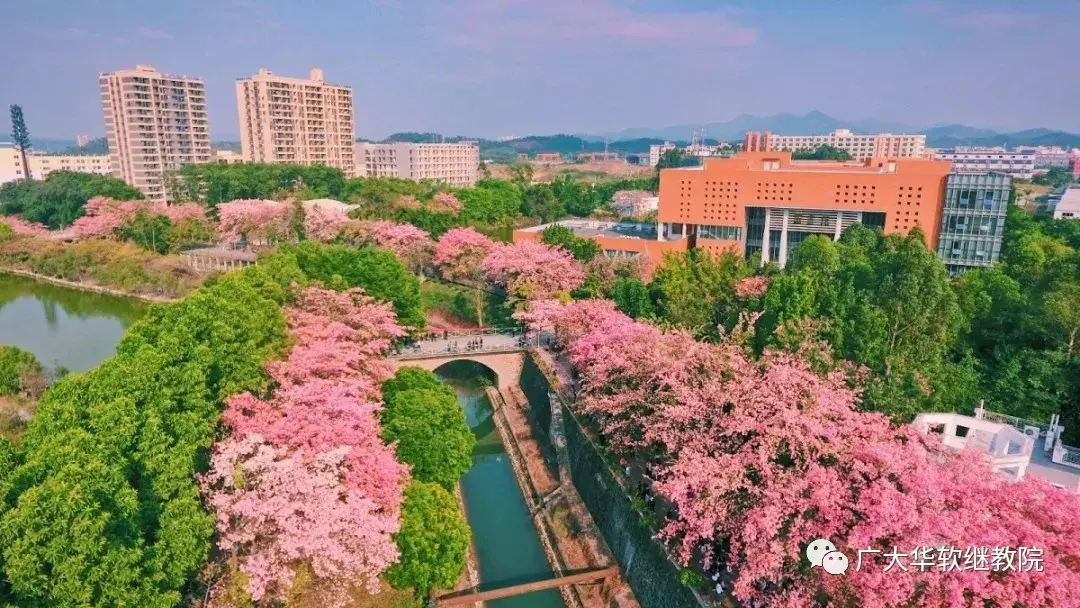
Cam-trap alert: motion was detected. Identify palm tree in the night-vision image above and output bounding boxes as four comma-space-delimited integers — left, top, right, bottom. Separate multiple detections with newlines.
9, 105, 32, 181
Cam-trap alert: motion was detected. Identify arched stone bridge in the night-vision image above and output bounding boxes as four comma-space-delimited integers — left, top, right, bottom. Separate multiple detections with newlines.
387, 329, 540, 387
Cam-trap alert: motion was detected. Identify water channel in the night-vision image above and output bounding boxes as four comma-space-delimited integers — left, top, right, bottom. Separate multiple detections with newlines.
439, 362, 566, 608
0, 273, 146, 371
1, 273, 566, 607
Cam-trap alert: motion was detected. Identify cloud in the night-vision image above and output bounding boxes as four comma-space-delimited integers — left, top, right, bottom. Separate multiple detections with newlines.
947, 11, 1039, 31
136, 26, 174, 41
430, 0, 758, 53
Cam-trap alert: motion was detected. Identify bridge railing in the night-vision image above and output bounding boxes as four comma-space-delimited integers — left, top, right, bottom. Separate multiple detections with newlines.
388, 328, 552, 359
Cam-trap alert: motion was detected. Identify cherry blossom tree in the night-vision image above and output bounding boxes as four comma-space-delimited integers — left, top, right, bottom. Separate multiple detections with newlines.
734, 275, 770, 299
0, 215, 48, 236
69, 196, 155, 238
207, 286, 411, 603
430, 192, 463, 214
201, 435, 401, 607
216, 199, 295, 244
303, 205, 350, 242
535, 304, 1080, 607
367, 221, 434, 275
433, 228, 495, 324
157, 202, 208, 225
481, 240, 585, 302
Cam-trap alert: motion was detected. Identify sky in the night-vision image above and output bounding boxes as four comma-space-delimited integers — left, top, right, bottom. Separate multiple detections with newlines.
2, 0, 1079, 140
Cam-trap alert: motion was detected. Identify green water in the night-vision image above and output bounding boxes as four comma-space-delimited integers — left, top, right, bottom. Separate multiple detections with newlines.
0, 273, 146, 372
439, 365, 566, 608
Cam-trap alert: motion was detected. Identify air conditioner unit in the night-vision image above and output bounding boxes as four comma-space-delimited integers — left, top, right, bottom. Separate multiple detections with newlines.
1024, 425, 1041, 437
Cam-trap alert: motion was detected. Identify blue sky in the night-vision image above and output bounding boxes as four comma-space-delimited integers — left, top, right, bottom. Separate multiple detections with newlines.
3, 0, 1078, 139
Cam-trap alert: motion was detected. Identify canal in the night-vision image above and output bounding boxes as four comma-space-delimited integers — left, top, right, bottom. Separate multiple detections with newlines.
439, 362, 566, 608
0, 273, 146, 372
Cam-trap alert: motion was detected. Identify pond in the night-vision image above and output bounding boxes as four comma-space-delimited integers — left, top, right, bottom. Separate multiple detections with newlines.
438, 362, 565, 608
0, 273, 146, 372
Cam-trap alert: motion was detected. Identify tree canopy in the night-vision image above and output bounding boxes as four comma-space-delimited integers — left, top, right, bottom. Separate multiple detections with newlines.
0, 171, 144, 229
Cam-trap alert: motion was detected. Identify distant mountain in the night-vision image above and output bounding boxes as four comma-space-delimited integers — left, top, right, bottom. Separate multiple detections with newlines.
923, 127, 1080, 149
587, 111, 922, 142
0, 135, 80, 152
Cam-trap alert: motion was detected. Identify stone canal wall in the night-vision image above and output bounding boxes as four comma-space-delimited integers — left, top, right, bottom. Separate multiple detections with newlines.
521, 351, 704, 608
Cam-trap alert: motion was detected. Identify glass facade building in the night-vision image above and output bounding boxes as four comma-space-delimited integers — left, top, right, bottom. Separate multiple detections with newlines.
936, 172, 1011, 276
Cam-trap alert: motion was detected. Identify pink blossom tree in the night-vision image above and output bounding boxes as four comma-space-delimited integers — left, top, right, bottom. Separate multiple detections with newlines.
0, 215, 49, 236
733, 275, 770, 299
216, 199, 296, 245
201, 435, 401, 606
481, 240, 585, 303
303, 205, 350, 242
433, 228, 495, 325
69, 196, 155, 238
367, 221, 434, 275
207, 286, 410, 603
539, 304, 1080, 607
430, 192, 463, 214
157, 202, 208, 225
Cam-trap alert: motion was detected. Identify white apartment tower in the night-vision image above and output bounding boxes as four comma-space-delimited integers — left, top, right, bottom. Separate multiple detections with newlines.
99, 65, 212, 202
236, 68, 355, 175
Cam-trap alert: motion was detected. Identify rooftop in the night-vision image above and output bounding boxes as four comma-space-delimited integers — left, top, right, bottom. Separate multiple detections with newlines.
519, 220, 676, 242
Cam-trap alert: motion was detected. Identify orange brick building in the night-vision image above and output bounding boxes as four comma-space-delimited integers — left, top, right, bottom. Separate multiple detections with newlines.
657, 151, 953, 266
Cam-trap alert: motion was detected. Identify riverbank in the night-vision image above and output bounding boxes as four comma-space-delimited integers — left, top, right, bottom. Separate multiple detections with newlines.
0, 266, 179, 303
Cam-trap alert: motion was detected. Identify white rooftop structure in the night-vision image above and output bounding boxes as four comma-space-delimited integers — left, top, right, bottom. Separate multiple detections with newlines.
914, 406, 1080, 494
1048, 185, 1080, 220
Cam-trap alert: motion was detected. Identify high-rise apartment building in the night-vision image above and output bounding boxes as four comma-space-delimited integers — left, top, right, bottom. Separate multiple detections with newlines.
355, 142, 479, 187
0, 145, 112, 185
744, 129, 927, 160
236, 68, 355, 174
937, 172, 1011, 276
99, 65, 212, 202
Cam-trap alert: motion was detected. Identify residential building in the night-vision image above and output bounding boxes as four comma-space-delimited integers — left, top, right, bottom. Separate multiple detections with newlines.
236, 68, 355, 175
1071, 156, 1080, 178
913, 407, 1080, 494
355, 141, 479, 187
1014, 146, 1076, 169
658, 151, 952, 267
0, 145, 112, 185
649, 142, 676, 166
936, 172, 1012, 276
99, 65, 212, 202
932, 147, 1036, 179
1049, 185, 1080, 220
744, 129, 927, 160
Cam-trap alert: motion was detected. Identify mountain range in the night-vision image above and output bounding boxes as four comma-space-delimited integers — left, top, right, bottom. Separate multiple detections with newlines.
580, 111, 1080, 149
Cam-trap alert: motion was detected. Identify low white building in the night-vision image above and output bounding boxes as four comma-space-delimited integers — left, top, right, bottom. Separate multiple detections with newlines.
913, 407, 1080, 493
0, 145, 112, 185
1048, 185, 1080, 220
933, 147, 1036, 179
355, 141, 479, 187
648, 142, 677, 167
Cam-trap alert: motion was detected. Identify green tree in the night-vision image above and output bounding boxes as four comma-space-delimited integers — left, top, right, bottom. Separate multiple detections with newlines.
8, 105, 31, 183
118, 212, 172, 254
0, 171, 144, 229
649, 250, 750, 336
287, 242, 425, 330
522, 184, 564, 223
790, 144, 853, 161
386, 481, 470, 598
0, 221, 13, 242
540, 224, 600, 262
457, 179, 522, 225
382, 367, 448, 404
611, 277, 653, 318
506, 161, 534, 190
381, 387, 474, 491
0, 346, 44, 397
